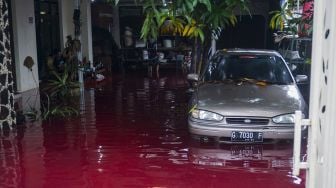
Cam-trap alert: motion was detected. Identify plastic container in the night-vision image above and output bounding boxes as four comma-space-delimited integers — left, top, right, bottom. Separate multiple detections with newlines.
163, 39, 172, 48
143, 50, 149, 60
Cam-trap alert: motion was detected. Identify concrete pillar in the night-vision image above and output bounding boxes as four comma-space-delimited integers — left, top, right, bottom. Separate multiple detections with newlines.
112, 6, 121, 48
59, 0, 93, 64
11, 0, 39, 92
58, 0, 75, 48
81, 0, 94, 65
0, 0, 16, 128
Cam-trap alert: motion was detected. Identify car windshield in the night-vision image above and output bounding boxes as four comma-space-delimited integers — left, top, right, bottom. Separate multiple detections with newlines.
203, 54, 294, 84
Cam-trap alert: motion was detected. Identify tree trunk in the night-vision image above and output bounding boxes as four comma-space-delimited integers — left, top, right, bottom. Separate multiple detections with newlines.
197, 46, 204, 74
0, 0, 16, 129
197, 39, 211, 75
192, 37, 198, 73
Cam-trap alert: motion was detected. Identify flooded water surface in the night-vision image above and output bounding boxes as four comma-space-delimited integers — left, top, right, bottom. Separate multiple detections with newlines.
0, 71, 305, 188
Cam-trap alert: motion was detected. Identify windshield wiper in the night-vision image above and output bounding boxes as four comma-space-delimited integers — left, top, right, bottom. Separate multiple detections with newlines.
252, 80, 289, 85
204, 79, 234, 84
233, 78, 288, 86
234, 78, 258, 85
204, 78, 289, 85
266, 81, 288, 85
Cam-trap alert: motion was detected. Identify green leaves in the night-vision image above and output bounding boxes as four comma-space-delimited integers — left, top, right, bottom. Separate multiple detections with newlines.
44, 70, 79, 98
47, 105, 79, 118
160, 14, 186, 35
39, 69, 79, 120
37, 67, 80, 121
139, 0, 249, 43
24, 91, 79, 121
198, 0, 211, 12
176, 0, 198, 13
141, 11, 160, 40
198, 28, 204, 42
182, 19, 205, 42
203, 0, 249, 30
269, 2, 299, 33
269, 11, 286, 31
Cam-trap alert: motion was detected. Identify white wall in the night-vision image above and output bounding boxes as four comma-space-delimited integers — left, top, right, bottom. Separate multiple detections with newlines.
11, 0, 39, 92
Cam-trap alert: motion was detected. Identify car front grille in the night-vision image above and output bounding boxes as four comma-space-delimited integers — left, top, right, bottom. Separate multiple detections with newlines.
226, 118, 269, 125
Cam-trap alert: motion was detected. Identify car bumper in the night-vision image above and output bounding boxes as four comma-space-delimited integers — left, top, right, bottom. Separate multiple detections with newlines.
189, 120, 295, 140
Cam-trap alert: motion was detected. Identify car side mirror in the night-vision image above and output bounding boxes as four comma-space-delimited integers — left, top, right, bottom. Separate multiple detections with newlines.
295, 75, 308, 83
187, 74, 199, 82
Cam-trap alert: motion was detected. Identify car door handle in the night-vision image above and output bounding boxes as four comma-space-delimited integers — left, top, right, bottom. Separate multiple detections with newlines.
293, 111, 310, 176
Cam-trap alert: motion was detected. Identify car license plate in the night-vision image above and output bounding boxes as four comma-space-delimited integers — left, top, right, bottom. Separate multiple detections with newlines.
231, 131, 263, 142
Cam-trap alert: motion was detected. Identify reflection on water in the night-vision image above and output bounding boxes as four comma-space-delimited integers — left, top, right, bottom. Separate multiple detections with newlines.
0, 70, 305, 188
189, 141, 294, 170
0, 131, 23, 188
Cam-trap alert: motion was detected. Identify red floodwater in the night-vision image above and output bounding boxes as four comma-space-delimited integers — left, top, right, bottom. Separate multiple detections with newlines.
0, 70, 305, 188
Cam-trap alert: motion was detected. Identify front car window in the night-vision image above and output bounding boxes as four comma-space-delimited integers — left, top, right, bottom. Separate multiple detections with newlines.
203, 53, 294, 84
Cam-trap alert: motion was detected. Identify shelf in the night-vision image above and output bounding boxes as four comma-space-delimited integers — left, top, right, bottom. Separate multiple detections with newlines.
156, 47, 191, 51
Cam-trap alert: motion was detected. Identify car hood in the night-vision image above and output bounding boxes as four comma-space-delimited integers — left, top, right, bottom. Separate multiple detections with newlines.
195, 83, 306, 117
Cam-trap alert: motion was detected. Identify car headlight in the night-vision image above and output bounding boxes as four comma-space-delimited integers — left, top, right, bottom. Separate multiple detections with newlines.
272, 114, 295, 124
191, 109, 223, 121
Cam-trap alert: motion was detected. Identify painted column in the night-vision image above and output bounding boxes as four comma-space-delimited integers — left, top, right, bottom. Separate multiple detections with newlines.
307, 0, 336, 187
0, 0, 16, 128
11, 0, 39, 92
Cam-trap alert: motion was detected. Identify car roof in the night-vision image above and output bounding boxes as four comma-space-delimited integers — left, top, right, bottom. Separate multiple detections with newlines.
218, 48, 282, 57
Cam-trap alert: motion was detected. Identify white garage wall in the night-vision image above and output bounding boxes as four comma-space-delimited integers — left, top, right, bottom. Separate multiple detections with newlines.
11, 0, 39, 92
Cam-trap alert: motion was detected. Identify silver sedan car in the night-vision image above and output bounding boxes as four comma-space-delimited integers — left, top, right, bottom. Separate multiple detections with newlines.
188, 49, 308, 143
